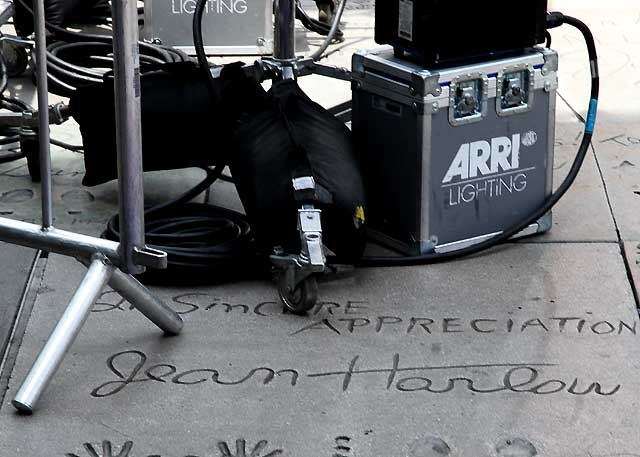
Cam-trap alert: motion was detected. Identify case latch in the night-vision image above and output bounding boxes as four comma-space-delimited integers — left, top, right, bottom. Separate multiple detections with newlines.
448, 74, 488, 126
497, 65, 535, 116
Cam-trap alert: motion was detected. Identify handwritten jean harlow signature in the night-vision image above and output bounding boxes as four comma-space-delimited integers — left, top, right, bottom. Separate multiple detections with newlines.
90, 350, 620, 398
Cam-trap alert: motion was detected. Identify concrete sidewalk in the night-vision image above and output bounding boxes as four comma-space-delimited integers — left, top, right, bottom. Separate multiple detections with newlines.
0, 2, 639, 456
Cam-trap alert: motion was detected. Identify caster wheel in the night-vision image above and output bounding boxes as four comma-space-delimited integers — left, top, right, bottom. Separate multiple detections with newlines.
20, 133, 40, 182
2, 42, 29, 77
279, 275, 318, 314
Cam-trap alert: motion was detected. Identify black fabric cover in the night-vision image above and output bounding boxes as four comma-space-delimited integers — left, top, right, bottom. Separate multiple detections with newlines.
14, 0, 111, 36
69, 62, 262, 186
71, 64, 366, 262
230, 80, 366, 261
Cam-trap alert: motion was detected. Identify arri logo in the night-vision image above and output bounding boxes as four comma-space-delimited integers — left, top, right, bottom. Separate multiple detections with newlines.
442, 133, 537, 206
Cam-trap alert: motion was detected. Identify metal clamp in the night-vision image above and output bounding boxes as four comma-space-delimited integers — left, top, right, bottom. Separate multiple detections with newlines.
271, 207, 326, 285
0, 102, 72, 128
259, 56, 299, 81
448, 73, 488, 126
298, 208, 325, 268
49, 102, 72, 125
0, 34, 34, 48
296, 58, 352, 81
270, 205, 326, 313
496, 64, 535, 117
132, 246, 168, 270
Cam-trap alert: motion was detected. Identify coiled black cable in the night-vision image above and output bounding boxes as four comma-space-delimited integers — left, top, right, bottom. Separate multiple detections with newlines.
99, 0, 266, 283
0, 53, 28, 163
104, 167, 267, 284
356, 12, 599, 267
16, 0, 190, 96
0, 43, 83, 158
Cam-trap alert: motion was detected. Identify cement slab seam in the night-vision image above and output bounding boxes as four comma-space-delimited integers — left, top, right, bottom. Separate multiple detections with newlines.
554, 91, 637, 306
0, 252, 47, 407
620, 242, 640, 311
0, 249, 40, 370
558, 91, 587, 124
514, 240, 618, 244
588, 139, 640, 309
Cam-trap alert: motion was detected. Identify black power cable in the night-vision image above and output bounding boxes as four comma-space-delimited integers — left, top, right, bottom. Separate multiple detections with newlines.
16, 0, 190, 96
102, 0, 261, 283
106, 0, 350, 283
356, 12, 599, 267
192, 0, 219, 97
104, 167, 265, 284
0, 53, 28, 163
0, 45, 83, 155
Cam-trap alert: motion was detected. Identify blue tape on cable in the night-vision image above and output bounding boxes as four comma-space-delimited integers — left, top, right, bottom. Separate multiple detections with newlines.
586, 99, 598, 134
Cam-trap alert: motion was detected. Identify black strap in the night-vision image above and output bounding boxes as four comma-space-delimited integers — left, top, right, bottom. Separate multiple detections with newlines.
272, 81, 317, 203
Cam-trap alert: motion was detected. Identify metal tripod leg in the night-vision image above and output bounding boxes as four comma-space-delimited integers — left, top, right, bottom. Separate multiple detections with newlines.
11, 257, 184, 413
12, 255, 114, 413
109, 270, 183, 335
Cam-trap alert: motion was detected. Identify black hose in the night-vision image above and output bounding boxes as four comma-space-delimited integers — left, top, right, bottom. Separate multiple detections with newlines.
193, 0, 220, 98
0, 53, 25, 161
104, 167, 266, 284
50, 138, 83, 152
40, 38, 189, 96
0, 51, 82, 158
103, 0, 261, 283
16, 0, 190, 96
356, 12, 598, 267
0, 52, 8, 94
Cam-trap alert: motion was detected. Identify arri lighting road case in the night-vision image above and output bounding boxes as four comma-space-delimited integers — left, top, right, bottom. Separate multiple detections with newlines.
352, 46, 558, 255
143, 0, 274, 55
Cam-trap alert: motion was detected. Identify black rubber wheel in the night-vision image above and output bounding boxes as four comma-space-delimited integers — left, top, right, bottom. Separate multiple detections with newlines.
21, 133, 41, 182
279, 275, 318, 314
2, 43, 29, 77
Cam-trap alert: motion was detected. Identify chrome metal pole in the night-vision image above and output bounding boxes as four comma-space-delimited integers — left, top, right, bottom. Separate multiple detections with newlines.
0, 217, 121, 265
274, 0, 296, 61
12, 256, 114, 413
111, 0, 145, 274
109, 269, 183, 335
33, 0, 52, 227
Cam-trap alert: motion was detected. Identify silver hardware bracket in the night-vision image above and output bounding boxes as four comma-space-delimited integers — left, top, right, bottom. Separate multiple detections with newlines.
496, 64, 536, 117
132, 246, 169, 270
448, 73, 489, 127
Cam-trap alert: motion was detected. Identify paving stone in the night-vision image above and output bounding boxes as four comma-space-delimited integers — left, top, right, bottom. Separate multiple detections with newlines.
543, 6, 640, 241
1, 244, 638, 457
0, 142, 210, 237
525, 100, 616, 242
592, 120, 640, 242
0, 243, 36, 372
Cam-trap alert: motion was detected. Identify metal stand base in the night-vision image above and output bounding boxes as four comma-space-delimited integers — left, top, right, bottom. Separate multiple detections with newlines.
7, 0, 340, 413
2, 0, 184, 414
11, 255, 182, 413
